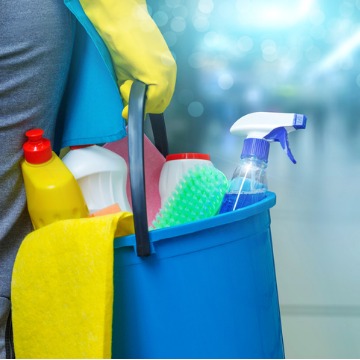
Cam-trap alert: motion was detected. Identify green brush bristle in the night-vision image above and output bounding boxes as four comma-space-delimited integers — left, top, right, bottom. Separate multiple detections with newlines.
150, 165, 229, 230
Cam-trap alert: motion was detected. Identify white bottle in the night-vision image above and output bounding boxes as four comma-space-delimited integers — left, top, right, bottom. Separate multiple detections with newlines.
159, 153, 213, 207
62, 145, 131, 214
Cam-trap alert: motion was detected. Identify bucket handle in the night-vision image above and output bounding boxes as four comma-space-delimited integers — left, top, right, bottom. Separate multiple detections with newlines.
127, 80, 169, 257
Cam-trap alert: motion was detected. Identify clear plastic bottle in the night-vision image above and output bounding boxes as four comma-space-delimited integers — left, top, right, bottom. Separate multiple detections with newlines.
219, 139, 268, 213
219, 111, 307, 213
21, 129, 89, 229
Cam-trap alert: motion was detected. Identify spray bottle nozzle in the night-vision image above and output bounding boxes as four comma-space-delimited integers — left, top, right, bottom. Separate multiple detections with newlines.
230, 112, 307, 164
292, 113, 307, 130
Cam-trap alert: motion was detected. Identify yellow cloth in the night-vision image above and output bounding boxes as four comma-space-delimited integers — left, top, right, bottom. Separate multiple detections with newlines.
11, 212, 134, 359
79, 0, 177, 119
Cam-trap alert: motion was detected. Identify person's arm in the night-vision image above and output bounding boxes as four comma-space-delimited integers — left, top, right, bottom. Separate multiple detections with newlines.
79, 0, 177, 119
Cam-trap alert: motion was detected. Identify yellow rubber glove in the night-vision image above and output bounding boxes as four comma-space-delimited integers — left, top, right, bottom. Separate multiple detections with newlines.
79, 0, 177, 119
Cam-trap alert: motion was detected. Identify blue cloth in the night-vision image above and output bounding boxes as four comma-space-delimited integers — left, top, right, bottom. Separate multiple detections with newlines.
54, 0, 126, 151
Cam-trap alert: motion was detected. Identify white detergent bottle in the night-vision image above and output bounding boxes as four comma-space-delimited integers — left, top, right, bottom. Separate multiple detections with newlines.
219, 112, 307, 213
62, 145, 131, 214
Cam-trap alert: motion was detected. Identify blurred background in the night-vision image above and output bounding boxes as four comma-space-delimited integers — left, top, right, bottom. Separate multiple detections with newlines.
145, 0, 360, 357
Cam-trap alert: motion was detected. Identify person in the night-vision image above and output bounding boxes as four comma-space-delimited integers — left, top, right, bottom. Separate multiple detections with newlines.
0, 0, 176, 357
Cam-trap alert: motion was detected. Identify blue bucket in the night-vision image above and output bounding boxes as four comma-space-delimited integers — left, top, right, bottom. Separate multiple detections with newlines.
112, 192, 284, 358
111, 81, 284, 358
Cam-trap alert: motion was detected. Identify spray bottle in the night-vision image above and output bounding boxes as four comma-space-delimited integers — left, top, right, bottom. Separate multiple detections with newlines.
219, 112, 307, 213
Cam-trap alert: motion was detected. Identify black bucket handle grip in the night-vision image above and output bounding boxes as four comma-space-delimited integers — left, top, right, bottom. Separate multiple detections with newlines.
127, 80, 168, 257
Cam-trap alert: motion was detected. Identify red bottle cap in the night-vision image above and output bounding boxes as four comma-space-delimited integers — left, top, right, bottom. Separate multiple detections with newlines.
23, 129, 52, 164
165, 153, 211, 161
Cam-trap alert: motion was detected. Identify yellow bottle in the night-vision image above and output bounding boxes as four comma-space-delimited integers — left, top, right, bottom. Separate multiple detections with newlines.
21, 129, 89, 229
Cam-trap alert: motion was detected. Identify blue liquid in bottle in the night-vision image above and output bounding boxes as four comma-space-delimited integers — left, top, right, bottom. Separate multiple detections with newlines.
219, 177, 267, 213
219, 192, 266, 212
219, 139, 269, 216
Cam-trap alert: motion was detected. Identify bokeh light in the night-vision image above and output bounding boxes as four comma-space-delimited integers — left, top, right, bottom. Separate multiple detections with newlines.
188, 101, 204, 117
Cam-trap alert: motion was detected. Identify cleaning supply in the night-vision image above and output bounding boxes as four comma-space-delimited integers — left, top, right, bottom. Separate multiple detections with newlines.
219, 112, 307, 213
89, 203, 122, 217
104, 134, 166, 224
11, 211, 135, 359
21, 129, 89, 229
62, 144, 131, 214
151, 165, 228, 229
159, 153, 213, 207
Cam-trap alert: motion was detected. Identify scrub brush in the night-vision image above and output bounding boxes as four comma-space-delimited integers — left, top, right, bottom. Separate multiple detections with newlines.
150, 165, 229, 229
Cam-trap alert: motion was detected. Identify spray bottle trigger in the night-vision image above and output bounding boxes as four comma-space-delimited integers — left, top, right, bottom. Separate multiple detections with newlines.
264, 127, 297, 164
